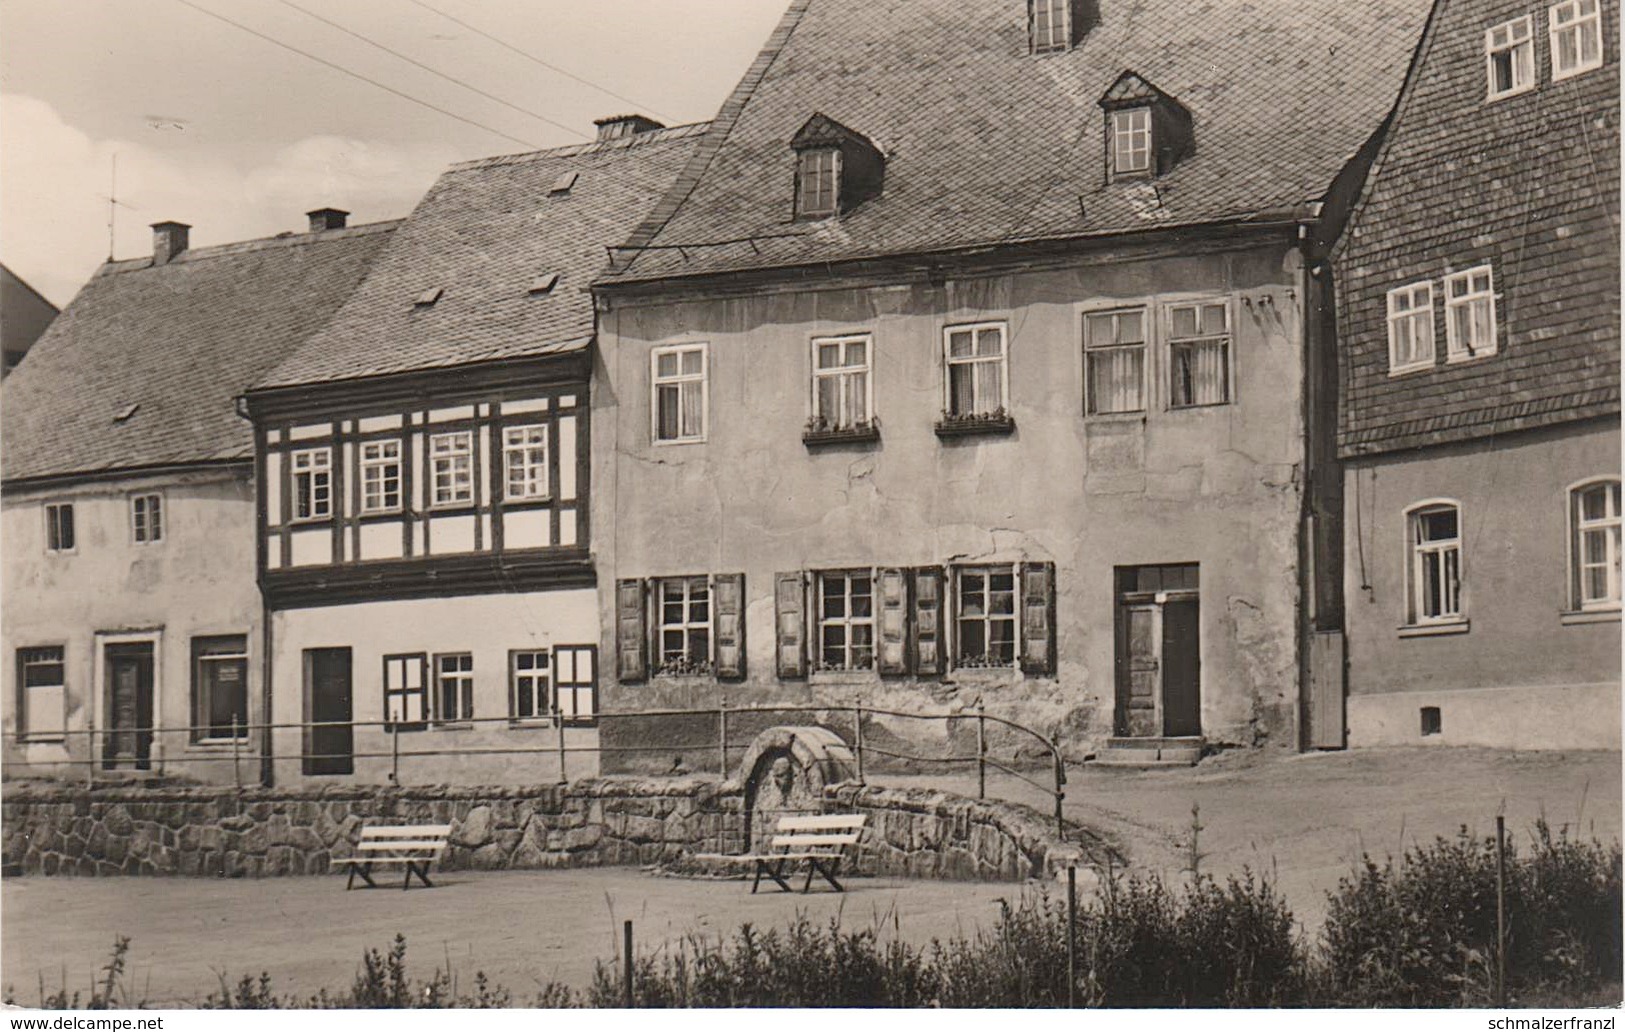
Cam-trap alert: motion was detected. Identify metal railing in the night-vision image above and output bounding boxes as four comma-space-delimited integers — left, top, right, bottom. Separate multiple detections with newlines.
4, 699, 1068, 836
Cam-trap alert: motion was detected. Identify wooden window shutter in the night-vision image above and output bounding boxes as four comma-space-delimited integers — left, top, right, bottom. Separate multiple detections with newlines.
1020, 561, 1057, 675
615, 578, 648, 683
713, 573, 746, 680
910, 566, 944, 676
876, 567, 910, 676
775, 571, 807, 679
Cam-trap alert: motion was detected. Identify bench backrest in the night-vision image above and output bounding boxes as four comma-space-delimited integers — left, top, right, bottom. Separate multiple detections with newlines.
358, 824, 452, 853
768, 813, 866, 854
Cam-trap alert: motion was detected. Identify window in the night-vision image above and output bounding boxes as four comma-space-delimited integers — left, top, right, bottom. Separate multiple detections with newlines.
816, 571, 875, 671
130, 493, 163, 544
502, 425, 550, 501
44, 502, 74, 553
192, 635, 247, 742
1571, 479, 1621, 610
17, 646, 66, 741
811, 335, 873, 430
1083, 307, 1146, 414
656, 576, 711, 674
359, 440, 402, 513
797, 148, 839, 218
1167, 300, 1231, 408
429, 432, 473, 506
291, 448, 332, 521
1551, 0, 1604, 79
944, 323, 1008, 418
433, 653, 474, 724
383, 653, 428, 731
652, 344, 707, 443
1408, 504, 1463, 624
510, 650, 551, 721
1486, 16, 1536, 99
955, 566, 1017, 667
1031, 0, 1069, 52
1386, 282, 1436, 373
1112, 108, 1152, 175
553, 646, 597, 724
1444, 266, 1497, 361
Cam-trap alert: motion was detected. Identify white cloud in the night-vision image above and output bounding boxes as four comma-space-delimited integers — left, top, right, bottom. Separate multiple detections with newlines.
0, 94, 455, 307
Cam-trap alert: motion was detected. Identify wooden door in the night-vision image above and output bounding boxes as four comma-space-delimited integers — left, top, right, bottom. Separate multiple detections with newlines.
304, 648, 353, 775
104, 643, 154, 770
1116, 604, 1161, 737
1161, 598, 1202, 737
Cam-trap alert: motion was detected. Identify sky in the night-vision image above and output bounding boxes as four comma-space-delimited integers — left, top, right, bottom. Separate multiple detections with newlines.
0, 0, 788, 307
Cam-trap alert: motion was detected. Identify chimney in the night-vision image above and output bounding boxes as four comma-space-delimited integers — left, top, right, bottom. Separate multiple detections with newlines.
150, 221, 190, 265
307, 207, 349, 232
593, 114, 665, 142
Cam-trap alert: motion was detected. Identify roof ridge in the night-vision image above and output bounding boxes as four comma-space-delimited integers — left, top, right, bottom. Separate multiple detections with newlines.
445, 121, 713, 172
611, 0, 816, 266
98, 219, 404, 276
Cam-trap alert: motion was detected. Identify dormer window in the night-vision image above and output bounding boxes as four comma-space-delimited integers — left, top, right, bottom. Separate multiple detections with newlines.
1111, 108, 1152, 175
1028, 0, 1096, 54
1098, 71, 1193, 182
790, 114, 884, 220
797, 148, 840, 219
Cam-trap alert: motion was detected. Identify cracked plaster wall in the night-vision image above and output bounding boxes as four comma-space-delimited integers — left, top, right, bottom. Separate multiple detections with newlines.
594, 242, 1307, 762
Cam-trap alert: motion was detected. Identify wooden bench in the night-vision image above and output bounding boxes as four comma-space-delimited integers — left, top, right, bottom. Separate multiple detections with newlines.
332, 824, 451, 890
734, 814, 867, 894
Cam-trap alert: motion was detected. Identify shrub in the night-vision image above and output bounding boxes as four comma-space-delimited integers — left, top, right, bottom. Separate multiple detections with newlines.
1318, 821, 1623, 1006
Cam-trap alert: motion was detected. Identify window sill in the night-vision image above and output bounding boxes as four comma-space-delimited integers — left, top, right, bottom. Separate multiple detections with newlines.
1444, 348, 1497, 365
1167, 400, 1232, 412
1561, 608, 1621, 626
430, 722, 473, 732
1084, 410, 1146, 424
188, 738, 250, 750
1397, 619, 1470, 638
1387, 361, 1435, 378
383, 723, 428, 734
501, 496, 554, 511
357, 510, 405, 523
427, 502, 476, 515
934, 415, 1016, 439
289, 517, 333, 528
652, 437, 706, 448
508, 718, 554, 729
803, 425, 880, 448
15, 736, 67, 746
1485, 84, 1537, 104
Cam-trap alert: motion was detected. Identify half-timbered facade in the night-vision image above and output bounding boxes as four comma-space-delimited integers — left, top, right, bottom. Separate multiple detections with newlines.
591, 0, 1433, 768
2, 213, 395, 783
244, 120, 705, 784
1333, 0, 1621, 748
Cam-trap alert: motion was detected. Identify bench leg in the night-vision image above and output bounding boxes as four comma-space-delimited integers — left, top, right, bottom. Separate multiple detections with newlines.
351, 862, 377, 889
812, 857, 844, 893
802, 859, 816, 894
751, 859, 764, 894
345, 864, 356, 891
405, 861, 434, 890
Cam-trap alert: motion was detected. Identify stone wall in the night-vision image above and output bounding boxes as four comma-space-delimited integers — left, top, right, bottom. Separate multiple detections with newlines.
2, 776, 1104, 885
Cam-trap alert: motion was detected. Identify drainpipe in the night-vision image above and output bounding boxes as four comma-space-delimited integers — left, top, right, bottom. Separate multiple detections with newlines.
1295, 205, 1324, 755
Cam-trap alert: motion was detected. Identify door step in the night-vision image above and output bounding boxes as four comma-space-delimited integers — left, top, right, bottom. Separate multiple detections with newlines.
1095, 737, 1204, 768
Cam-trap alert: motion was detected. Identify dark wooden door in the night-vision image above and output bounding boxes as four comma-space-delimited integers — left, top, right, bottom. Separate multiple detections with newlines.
1161, 598, 1201, 737
104, 643, 154, 770
304, 648, 353, 775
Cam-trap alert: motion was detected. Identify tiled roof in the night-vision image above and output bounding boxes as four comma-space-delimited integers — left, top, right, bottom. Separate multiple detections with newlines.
599, 0, 1434, 285
1334, 0, 1621, 456
256, 123, 709, 390
1, 223, 396, 483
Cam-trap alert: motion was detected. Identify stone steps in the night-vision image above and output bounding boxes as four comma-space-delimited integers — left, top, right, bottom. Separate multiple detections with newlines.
1094, 738, 1204, 768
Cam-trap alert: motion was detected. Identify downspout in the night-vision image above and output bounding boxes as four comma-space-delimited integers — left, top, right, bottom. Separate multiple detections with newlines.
237, 393, 275, 787
1294, 208, 1322, 754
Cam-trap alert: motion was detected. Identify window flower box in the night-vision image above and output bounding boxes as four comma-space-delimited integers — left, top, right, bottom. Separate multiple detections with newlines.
934, 408, 1015, 439
803, 416, 880, 448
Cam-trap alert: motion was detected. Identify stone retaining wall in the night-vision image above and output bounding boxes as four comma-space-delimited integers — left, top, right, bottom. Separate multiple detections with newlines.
2, 777, 1104, 884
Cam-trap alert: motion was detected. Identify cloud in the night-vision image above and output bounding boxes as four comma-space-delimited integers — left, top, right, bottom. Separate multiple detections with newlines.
0, 94, 455, 307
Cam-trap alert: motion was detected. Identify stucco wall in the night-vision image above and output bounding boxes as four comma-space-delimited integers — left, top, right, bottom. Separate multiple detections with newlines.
1, 468, 260, 782
594, 241, 1308, 759
269, 588, 602, 786
1343, 418, 1621, 748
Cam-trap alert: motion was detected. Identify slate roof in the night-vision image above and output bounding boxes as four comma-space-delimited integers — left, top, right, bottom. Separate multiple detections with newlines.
256, 123, 709, 390
600, 0, 1434, 285
1, 223, 397, 484
1333, 0, 1620, 456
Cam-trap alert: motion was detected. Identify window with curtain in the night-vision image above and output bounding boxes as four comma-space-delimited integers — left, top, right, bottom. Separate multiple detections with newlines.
291, 448, 332, 521
817, 570, 875, 671
503, 425, 550, 500
1083, 307, 1146, 414
433, 653, 473, 724
1031, 0, 1069, 52
797, 148, 839, 217
1112, 108, 1152, 174
429, 432, 473, 506
1485, 15, 1536, 99
1386, 282, 1435, 373
656, 576, 712, 674
1571, 479, 1622, 610
359, 440, 402, 512
944, 323, 1007, 418
1444, 266, 1497, 361
1168, 300, 1231, 408
652, 344, 707, 443
1550, 0, 1604, 80
1408, 504, 1463, 624
955, 566, 1017, 667
811, 334, 872, 430
510, 650, 551, 721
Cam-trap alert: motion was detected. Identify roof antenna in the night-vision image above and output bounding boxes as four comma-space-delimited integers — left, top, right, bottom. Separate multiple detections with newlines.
107, 153, 117, 260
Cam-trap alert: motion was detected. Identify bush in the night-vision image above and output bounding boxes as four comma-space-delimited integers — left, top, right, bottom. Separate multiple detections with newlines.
1318, 821, 1623, 1006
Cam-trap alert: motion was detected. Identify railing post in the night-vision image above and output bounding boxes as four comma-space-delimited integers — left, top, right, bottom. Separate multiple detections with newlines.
390, 718, 400, 785
232, 715, 242, 793
853, 701, 866, 786
623, 919, 635, 1007
85, 716, 96, 788
718, 694, 729, 779
555, 705, 568, 785
1066, 864, 1078, 1008
1052, 739, 1067, 842
1495, 814, 1508, 1005
976, 700, 987, 800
